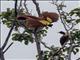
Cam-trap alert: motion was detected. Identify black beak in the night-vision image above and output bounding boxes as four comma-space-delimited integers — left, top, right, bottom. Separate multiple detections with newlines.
48, 24, 53, 27
59, 31, 65, 35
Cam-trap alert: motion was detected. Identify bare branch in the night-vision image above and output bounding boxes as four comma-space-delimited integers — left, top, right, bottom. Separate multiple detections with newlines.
24, 0, 30, 15
34, 32, 43, 60
3, 42, 14, 54
0, 48, 5, 60
32, 0, 41, 16
53, 42, 67, 56
18, 0, 22, 11
2, 24, 14, 50
41, 41, 51, 50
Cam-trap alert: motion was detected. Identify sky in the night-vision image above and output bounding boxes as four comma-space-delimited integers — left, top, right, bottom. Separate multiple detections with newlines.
1, 1, 80, 60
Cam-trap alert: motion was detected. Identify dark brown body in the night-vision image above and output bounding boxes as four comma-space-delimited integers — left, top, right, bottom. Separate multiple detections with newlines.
59, 31, 69, 46
60, 35, 69, 46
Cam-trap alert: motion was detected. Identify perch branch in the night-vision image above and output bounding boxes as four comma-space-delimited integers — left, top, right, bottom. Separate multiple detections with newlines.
52, 41, 67, 56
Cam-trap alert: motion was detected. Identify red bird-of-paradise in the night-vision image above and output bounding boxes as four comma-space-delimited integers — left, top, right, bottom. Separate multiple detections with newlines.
17, 12, 59, 29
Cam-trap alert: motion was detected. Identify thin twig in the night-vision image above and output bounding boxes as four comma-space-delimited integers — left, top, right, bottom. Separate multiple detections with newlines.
18, 0, 22, 9
32, 0, 41, 16
2, 23, 14, 50
41, 41, 67, 56
3, 42, 14, 54
24, 0, 30, 15
41, 41, 51, 50
52, 41, 67, 56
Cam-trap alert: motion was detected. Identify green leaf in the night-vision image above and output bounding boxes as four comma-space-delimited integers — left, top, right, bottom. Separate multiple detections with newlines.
43, 55, 48, 60
76, 19, 80, 23
24, 40, 28, 45
59, 57, 64, 60
73, 48, 79, 55
29, 37, 34, 43
75, 48, 79, 53
12, 33, 23, 42
2, 20, 7, 24
1, 8, 15, 28
73, 50, 77, 55
69, 7, 80, 16
66, 19, 72, 23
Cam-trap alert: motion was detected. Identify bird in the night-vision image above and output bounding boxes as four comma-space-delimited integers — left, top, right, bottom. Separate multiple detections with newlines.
59, 31, 69, 46
16, 11, 59, 29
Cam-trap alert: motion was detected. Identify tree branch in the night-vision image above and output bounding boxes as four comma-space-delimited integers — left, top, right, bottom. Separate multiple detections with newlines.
34, 32, 43, 60
51, 1, 74, 60
57, 5, 72, 60
2, 24, 14, 50
0, 48, 5, 60
24, 0, 30, 15
3, 42, 13, 54
32, 0, 41, 16
52, 42, 67, 56
2, 0, 18, 50
32, 0, 43, 60
41, 41, 51, 50
18, 0, 22, 11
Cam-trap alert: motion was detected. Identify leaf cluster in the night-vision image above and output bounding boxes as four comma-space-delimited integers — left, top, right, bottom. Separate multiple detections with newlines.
71, 29, 80, 42
65, 7, 80, 24
0, 8, 15, 28
12, 32, 34, 45
36, 47, 65, 60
